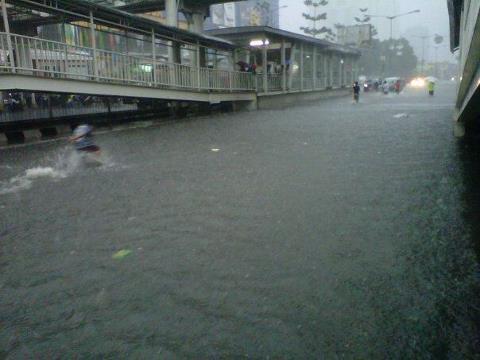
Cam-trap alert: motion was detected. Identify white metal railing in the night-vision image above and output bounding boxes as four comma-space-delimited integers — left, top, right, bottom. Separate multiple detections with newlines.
0, 102, 137, 123
303, 76, 314, 91
0, 32, 255, 92
267, 74, 282, 92
252, 73, 342, 93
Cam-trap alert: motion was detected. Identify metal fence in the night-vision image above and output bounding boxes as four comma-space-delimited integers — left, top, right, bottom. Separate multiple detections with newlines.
254, 73, 335, 94
0, 102, 137, 123
0, 32, 255, 92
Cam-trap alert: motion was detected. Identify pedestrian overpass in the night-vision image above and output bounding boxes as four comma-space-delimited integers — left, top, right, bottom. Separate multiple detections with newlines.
0, 0, 256, 106
448, 0, 480, 135
0, 32, 256, 104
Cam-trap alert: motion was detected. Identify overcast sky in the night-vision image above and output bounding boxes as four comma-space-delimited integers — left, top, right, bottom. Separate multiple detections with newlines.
279, 0, 455, 63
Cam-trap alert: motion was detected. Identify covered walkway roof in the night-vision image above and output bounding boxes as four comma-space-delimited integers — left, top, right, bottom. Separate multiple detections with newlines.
8, 0, 234, 49
206, 26, 361, 56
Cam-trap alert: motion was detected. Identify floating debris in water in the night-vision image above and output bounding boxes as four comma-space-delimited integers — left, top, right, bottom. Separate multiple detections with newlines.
112, 249, 132, 259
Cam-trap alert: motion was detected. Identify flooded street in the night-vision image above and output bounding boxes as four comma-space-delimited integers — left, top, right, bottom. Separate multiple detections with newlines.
1, 84, 479, 358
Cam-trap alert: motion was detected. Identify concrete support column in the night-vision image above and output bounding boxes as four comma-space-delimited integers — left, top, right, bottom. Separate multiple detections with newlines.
288, 43, 296, 90
340, 58, 344, 87
124, 30, 129, 81
313, 46, 317, 89
214, 50, 219, 69
228, 50, 234, 72
165, 0, 178, 27
354, 60, 356, 83
168, 42, 181, 86
346, 57, 350, 84
323, 54, 327, 88
1, 0, 15, 72
232, 48, 238, 71
350, 58, 354, 84
151, 29, 157, 85
262, 45, 268, 93
352, 58, 355, 83
30, 92, 37, 107
196, 42, 201, 89
232, 49, 238, 65
199, 46, 206, 68
89, 11, 98, 80
329, 54, 334, 88
169, 42, 181, 64
165, 0, 178, 69
62, 22, 69, 74
454, 120, 465, 137
281, 39, 286, 92
189, 13, 204, 33
300, 42, 304, 91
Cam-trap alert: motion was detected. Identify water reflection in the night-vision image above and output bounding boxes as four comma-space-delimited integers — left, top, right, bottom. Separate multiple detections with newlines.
1, 84, 479, 357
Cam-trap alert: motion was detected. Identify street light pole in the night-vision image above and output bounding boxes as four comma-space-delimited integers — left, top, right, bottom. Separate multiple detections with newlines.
389, 18, 393, 41
367, 10, 421, 40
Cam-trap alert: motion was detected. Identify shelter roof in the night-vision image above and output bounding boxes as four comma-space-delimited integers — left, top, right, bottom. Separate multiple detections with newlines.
206, 26, 361, 56
9, 0, 234, 49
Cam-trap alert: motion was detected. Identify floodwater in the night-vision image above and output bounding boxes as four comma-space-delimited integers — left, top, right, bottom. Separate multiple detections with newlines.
1, 84, 479, 358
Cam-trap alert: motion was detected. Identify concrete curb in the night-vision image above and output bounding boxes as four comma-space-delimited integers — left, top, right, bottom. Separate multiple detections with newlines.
257, 88, 350, 110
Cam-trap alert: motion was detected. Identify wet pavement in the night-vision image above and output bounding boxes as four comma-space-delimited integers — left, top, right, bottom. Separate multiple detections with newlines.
1, 83, 479, 358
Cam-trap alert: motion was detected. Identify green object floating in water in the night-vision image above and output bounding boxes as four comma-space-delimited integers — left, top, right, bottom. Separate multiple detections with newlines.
112, 249, 132, 260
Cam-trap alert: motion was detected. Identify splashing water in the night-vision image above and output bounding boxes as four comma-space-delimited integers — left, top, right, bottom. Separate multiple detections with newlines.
0, 149, 84, 195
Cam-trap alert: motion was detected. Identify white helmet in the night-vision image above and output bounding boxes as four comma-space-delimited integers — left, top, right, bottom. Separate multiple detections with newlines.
73, 124, 92, 137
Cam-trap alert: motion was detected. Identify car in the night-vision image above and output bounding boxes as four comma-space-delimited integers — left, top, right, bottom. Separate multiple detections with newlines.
363, 79, 374, 92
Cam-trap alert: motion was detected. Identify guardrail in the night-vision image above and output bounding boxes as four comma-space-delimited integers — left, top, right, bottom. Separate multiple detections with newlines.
0, 32, 255, 92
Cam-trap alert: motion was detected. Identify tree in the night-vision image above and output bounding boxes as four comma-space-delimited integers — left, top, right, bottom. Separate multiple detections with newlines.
358, 38, 418, 78
300, 0, 334, 40
353, 7, 377, 39
434, 34, 444, 44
